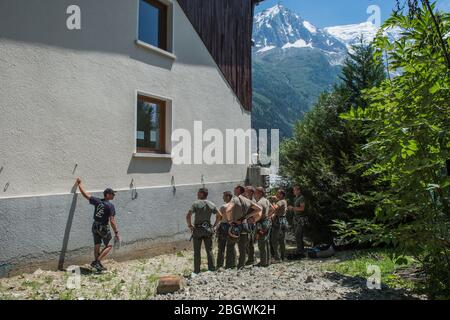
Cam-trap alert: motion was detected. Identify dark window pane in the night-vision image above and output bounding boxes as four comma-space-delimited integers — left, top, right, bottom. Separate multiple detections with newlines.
139, 0, 160, 48
137, 95, 164, 152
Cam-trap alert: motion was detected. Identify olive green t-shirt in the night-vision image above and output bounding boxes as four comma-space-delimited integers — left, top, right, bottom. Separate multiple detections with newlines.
294, 195, 306, 220
257, 197, 271, 219
191, 200, 217, 225
229, 195, 254, 221
274, 199, 287, 216
229, 196, 243, 222
240, 195, 255, 217
294, 195, 305, 208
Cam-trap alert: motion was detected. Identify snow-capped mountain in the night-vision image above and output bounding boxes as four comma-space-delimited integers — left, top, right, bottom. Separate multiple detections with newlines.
253, 4, 401, 63
251, 4, 400, 138
324, 22, 379, 49
253, 4, 347, 57
325, 22, 402, 50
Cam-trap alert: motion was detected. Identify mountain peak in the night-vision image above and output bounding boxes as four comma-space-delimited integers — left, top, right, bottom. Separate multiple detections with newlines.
265, 4, 283, 16
253, 5, 346, 56
255, 3, 293, 25
261, 3, 288, 16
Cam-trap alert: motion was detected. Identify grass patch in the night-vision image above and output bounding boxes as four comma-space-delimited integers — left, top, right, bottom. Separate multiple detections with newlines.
96, 270, 117, 283
323, 248, 418, 290
182, 268, 192, 277
147, 274, 159, 284
43, 276, 54, 285
21, 280, 42, 291
59, 289, 76, 300
111, 281, 124, 296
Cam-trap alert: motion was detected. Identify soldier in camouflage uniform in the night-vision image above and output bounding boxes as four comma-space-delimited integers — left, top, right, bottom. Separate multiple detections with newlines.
254, 187, 273, 267
270, 190, 288, 262
216, 191, 233, 269
288, 186, 307, 257
224, 185, 262, 269
186, 188, 221, 274
244, 186, 257, 266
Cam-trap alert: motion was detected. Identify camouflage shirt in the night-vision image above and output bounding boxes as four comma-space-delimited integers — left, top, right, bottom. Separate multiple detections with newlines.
230, 195, 254, 222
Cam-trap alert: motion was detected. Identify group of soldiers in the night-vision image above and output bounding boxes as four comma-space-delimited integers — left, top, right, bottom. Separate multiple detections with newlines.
74, 177, 306, 273
186, 185, 307, 274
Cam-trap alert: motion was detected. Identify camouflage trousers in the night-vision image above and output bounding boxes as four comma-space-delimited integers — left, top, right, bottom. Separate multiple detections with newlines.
216, 234, 227, 269
270, 226, 286, 261
225, 233, 249, 269
246, 231, 256, 265
294, 220, 305, 255
193, 234, 215, 274
257, 229, 271, 266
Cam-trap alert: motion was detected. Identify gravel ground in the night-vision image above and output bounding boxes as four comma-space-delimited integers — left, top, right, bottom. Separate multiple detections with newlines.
0, 247, 423, 300
156, 258, 421, 300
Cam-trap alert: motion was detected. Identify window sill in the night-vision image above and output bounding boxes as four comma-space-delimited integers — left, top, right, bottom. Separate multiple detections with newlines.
135, 40, 176, 60
133, 152, 172, 159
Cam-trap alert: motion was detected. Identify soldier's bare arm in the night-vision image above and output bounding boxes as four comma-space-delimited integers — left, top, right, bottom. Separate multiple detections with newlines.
75, 178, 91, 200
186, 210, 194, 232
214, 209, 221, 227
109, 216, 120, 241
225, 202, 234, 222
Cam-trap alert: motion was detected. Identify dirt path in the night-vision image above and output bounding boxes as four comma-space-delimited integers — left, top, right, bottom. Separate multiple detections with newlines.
0, 249, 422, 300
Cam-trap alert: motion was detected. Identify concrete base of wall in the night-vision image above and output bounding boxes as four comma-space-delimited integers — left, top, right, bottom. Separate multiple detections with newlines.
0, 181, 239, 277
5, 239, 192, 278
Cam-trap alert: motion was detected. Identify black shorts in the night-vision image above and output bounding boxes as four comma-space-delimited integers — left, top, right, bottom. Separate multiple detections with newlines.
92, 223, 112, 246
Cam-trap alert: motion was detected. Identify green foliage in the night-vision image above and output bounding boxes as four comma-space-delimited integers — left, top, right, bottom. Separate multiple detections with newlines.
335, 3, 450, 299
339, 37, 386, 109
58, 289, 76, 300
279, 42, 386, 244
323, 248, 418, 290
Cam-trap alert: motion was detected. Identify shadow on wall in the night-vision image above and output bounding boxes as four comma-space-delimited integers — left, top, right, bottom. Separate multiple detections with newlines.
0, 0, 177, 71
127, 157, 172, 174
58, 184, 78, 270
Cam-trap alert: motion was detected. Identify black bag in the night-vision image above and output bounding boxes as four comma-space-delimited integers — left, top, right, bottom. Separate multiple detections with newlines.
307, 244, 336, 258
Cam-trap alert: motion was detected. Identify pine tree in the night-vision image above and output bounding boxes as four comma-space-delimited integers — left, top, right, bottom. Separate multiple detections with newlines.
279, 41, 386, 244
338, 38, 386, 109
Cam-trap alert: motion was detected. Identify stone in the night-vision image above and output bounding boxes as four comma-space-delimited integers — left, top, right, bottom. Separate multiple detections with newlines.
33, 269, 44, 276
156, 275, 185, 295
305, 275, 314, 283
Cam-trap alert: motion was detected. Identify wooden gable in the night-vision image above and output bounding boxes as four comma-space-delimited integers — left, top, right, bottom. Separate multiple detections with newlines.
177, 0, 262, 111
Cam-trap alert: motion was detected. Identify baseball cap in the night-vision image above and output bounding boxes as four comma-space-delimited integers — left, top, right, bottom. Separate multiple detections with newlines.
103, 188, 117, 196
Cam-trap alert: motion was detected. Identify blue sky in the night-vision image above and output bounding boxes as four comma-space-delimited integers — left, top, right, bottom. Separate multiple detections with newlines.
256, 0, 450, 28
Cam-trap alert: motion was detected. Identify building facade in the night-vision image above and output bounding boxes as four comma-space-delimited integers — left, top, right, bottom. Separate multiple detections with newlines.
0, 0, 261, 276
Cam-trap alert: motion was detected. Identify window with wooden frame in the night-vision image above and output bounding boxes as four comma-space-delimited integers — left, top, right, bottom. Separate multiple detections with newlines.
138, 0, 168, 51
136, 94, 166, 154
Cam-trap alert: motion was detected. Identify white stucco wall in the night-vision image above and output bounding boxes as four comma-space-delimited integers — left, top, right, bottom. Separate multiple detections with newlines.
0, 0, 251, 199
0, 0, 253, 274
